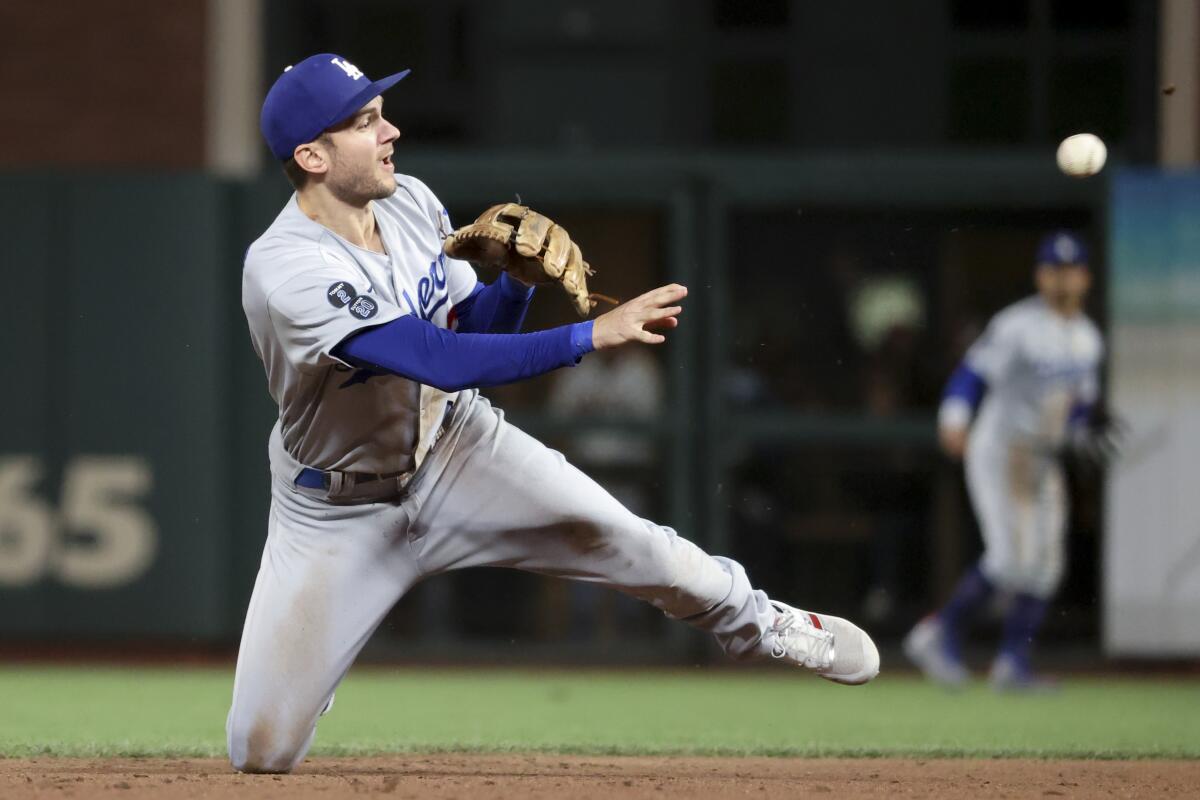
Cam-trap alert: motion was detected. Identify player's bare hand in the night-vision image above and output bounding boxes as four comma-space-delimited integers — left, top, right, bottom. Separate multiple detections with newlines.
591, 284, 686, 350
939, 426, 968, 460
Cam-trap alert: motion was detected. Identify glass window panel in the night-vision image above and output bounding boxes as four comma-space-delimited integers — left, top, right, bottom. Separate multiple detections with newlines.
948, 57, 1030, 144
714, 0, 789, 30
711, 60, 790, 145
950, 0, 1030, 30
1050, 55, 1126, 144
1051, 0, 1130, 31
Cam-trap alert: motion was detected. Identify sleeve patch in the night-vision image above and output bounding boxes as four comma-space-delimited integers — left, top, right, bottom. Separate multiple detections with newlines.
349, 294, 379, 320
327, 281, 358, 308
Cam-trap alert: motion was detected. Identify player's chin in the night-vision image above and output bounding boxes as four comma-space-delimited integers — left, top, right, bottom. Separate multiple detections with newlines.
372, 173, 398, 198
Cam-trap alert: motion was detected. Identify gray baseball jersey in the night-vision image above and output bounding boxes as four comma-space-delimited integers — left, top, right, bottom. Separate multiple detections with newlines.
942, 296, 1103, 448
242, 174, 477, 474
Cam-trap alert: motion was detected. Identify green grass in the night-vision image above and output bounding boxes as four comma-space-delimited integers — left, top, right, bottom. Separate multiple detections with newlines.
1, 666, 1197, 759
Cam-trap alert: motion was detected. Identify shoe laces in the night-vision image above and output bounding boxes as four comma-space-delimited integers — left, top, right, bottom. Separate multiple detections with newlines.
769, 604, 835, 670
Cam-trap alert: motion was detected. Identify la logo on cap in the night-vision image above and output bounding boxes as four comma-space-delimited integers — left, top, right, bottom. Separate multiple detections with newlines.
331, 57, 364, 80
1054, 235, 1078, 262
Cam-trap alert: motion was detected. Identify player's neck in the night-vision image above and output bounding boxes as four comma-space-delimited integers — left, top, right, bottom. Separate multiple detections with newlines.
1043, 296, 1083, 319
296, 187, 384, 254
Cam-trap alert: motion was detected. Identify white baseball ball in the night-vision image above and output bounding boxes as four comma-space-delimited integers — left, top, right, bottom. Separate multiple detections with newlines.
1056, 133, 1107, 178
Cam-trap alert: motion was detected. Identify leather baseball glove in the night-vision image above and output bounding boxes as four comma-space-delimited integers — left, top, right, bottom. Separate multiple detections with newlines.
442, 203, 598, 317
1061, 407, 1127, 474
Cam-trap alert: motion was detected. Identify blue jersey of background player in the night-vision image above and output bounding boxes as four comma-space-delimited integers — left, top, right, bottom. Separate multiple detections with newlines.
905, 231, 1104, 690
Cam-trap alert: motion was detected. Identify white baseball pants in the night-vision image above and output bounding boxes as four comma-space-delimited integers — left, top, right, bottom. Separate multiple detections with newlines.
226, 391, 775, 773
966, 437, 1067, 599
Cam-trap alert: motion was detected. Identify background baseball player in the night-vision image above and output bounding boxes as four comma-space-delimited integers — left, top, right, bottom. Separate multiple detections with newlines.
904, 231, 1109, 690
226, 54, 879, 774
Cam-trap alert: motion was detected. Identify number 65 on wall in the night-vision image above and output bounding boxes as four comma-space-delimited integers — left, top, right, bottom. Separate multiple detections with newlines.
0, 455, 157, 588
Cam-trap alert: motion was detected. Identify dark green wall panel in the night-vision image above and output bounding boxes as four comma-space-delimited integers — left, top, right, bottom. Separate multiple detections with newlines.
0, 175, 231, 637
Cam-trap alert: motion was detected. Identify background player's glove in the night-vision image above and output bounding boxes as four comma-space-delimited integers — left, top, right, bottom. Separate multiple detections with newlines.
1063, 408, 1127, 472
443, 203, 599, 317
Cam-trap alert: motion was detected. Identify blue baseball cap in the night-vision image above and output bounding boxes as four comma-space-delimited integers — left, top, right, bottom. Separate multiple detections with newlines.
1035, 230, 1089, 268
260, 54, 410, 161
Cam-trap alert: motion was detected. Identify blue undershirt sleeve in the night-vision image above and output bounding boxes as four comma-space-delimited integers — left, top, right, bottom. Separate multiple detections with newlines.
943, 363, 987, 410
937, 362, 988, 430
332, 315, 595, 392
453, 273, 535, 334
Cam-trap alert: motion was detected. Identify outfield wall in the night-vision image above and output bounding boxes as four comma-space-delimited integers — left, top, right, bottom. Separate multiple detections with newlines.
0, 175, 236, 637
1104, 169, 1200, 656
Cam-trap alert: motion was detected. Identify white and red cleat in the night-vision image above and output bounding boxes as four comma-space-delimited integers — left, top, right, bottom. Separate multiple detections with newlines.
767, 601, 880, 685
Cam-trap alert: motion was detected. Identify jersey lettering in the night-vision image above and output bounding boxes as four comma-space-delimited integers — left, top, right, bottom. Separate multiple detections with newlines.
401, 253, 450, 322
1032, 361, 1089, 381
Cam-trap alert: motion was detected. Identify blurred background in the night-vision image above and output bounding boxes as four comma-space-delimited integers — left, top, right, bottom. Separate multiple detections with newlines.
0, 0, 1196, 670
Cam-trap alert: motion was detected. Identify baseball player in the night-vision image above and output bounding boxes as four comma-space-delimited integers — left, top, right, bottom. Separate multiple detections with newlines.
226, 54, 879, 774
904, 231, 1106, 690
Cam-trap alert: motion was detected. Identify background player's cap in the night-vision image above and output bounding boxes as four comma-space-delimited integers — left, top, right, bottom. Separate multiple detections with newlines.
260, 53, 410, 161
1035, 230, 1089, 268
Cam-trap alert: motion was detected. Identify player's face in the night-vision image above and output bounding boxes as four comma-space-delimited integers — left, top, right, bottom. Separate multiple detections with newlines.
1036, 263, 1091, 310
323, 97, 400, 205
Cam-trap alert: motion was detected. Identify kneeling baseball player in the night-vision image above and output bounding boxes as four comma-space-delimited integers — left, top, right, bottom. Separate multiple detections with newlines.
227, 54, 879, 774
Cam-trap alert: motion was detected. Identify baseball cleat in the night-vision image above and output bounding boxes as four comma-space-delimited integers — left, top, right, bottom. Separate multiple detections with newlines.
767, 601, 880, 685
903, 616, 969, 688
989, 654, 1059, 693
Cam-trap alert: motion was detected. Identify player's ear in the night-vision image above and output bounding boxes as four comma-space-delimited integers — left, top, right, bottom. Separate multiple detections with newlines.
293, 142, 330, 177
1033, 264, 1051, 290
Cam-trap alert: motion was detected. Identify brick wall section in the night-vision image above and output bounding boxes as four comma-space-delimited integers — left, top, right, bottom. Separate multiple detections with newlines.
0, 0, 207, 168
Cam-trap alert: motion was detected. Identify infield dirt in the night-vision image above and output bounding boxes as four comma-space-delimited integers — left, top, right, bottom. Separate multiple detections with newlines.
2, 754, 1197, 799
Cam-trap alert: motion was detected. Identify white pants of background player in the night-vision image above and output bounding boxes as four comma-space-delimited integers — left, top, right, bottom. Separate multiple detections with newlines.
226, 391, 776, 774
965, 438, 1067, 600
